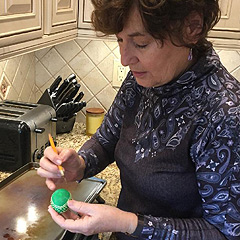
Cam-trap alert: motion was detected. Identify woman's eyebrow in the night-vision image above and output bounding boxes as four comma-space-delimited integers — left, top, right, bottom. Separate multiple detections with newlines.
128, 32, 146, 37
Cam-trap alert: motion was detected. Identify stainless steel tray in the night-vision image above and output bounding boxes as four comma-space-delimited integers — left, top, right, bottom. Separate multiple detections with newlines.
0, 162, 106, 240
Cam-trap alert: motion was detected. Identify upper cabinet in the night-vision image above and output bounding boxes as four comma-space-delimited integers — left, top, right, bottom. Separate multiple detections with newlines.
78, 0, 93, 30
77, 0, 114, 39
0, 0, 78, 61
0, 0, 43, 47
208, 0, 240, 49
44, 0, 78, 34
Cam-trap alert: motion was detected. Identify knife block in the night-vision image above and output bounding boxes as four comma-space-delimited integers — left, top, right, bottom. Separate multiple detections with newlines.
37, 89, 76, 134
56, 115, 76, 134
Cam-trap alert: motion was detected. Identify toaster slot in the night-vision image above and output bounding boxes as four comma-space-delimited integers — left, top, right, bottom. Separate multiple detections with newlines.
0, 109, 25, 118
1, 100, 37, 110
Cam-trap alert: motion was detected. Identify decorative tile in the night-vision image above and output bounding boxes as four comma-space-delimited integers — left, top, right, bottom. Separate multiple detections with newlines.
96, 85, 117, 110
218, 50, 240, 73
69, 51, 95, 79
4, 56, 21, 82
54, 64, 76, 81
35, 46, 52, 60
41, 48, 66, 76
36, 61, 52, 88
75, 39, 90, 48
84, 97, 105, 114
6, 85, 18, 101
231, 66, 240, 81
78, 81, 94, 103
83, 40, 111, 65
104, 40, 118, 50
0, 73, 10, 100
0, 61, 6, 71
113, 46, 121, 59
82, 68, 108, 95
98, 53, 115, 82
55, 40, 81, 63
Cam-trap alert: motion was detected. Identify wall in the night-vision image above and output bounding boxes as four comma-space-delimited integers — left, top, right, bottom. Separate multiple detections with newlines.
0, 40, 240, 123
35, 38, 120, 122
0, 53, 35, 102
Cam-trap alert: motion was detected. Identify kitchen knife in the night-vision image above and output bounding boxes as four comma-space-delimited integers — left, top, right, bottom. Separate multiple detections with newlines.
56, 103, 67, 117
74, 91, 84, 102
49, 76, 62, 94
56, 85, 76, 108
54, 74, 76, 101
65, 83, 80, 102
67, 101, 87, 117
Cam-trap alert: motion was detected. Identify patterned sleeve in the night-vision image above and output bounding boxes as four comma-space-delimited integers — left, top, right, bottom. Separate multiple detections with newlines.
190, 104, 240, 239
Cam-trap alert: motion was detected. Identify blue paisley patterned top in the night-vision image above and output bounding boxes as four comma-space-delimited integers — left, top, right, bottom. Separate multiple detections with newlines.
79, 48, 240, 240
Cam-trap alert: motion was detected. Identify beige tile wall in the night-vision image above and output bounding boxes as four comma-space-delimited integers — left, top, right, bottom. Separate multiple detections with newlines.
0, 40, 240, 123
35, 39, 120, 122
0, 53, 35, 102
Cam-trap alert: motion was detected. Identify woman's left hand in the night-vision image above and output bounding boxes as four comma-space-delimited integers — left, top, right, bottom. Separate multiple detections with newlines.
48, 200, 138, 235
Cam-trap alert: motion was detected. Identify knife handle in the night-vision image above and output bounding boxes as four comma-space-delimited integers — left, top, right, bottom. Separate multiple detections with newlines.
66, 73, 76, 82
49, 75, 62, 94
66, 84, 80, 102
74, 91, 84, 102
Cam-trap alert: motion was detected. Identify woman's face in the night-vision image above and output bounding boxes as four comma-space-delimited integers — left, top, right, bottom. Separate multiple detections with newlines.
116, 6, 191, 88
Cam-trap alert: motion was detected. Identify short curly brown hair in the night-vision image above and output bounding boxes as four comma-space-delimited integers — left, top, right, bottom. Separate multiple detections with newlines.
91, 0, 220, 54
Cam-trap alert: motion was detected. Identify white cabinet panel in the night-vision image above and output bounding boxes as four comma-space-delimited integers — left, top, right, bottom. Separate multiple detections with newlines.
78, 0, 94, 29
44, 0, 78, 34
210, 0, 240, 39
0, 0, 43, 47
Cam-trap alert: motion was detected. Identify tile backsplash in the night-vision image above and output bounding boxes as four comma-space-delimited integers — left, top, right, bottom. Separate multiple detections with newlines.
0, 39, 240, 123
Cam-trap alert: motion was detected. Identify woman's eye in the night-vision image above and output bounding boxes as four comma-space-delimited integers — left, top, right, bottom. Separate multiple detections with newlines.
135, 43, 148, 49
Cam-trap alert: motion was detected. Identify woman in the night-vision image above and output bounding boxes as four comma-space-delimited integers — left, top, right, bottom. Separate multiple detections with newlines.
37, 0, 240, 239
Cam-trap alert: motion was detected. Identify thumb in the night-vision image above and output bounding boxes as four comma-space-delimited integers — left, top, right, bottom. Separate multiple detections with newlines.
68, 200, 92, 215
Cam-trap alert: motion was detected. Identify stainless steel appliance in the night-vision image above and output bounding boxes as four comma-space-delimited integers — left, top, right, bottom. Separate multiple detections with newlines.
0, 100, 56, 171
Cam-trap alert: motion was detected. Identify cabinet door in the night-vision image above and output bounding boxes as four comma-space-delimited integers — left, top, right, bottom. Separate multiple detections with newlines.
0, 0, 43, 47
44, 0, 78, 34
78, 0, 94, 29
210, 0, 240, 38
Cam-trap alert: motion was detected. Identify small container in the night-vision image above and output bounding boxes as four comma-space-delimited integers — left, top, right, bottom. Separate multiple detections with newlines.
86, 108, 104, 136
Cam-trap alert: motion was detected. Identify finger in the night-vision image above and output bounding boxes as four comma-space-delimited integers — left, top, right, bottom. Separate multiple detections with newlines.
37, 166, 62, 179
68, 200, 93, 215
62, 209, 80, 220
46, 178, 57, 191
44, 146, 63, 165
48, 205, 83, 233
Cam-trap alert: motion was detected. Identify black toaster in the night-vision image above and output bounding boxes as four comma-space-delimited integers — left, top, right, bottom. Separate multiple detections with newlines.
0, 100, 56, 172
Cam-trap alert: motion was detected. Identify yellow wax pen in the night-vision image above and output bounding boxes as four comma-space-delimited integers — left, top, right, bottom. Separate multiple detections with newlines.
48, 133, 65, 177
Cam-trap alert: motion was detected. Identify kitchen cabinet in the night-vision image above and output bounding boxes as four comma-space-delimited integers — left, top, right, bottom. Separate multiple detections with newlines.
208, 0, 240, 49
77, 0, 240, 49
77, 0, 115, 39
0, 0, 78, 61
78, 0, 94, 30
44, 0, 78, 35
0, 0, 43, 47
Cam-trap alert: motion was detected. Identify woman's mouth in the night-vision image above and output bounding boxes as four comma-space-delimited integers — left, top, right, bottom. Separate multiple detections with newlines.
132, 71, 147, 78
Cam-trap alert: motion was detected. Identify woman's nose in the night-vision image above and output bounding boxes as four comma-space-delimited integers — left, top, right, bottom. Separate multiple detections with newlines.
119, 45, 138, 67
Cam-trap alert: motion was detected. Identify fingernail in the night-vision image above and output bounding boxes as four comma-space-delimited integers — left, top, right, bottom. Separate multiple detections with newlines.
56, 160, 62, 165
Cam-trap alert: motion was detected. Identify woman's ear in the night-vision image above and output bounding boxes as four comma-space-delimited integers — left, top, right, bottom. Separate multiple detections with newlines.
184, 11, 203, 44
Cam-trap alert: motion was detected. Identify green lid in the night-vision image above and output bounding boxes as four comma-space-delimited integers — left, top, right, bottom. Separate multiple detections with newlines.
50, 189, 71, 213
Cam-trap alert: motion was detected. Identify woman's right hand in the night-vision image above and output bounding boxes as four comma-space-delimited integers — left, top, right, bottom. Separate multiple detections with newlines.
37, 147, 86, 190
